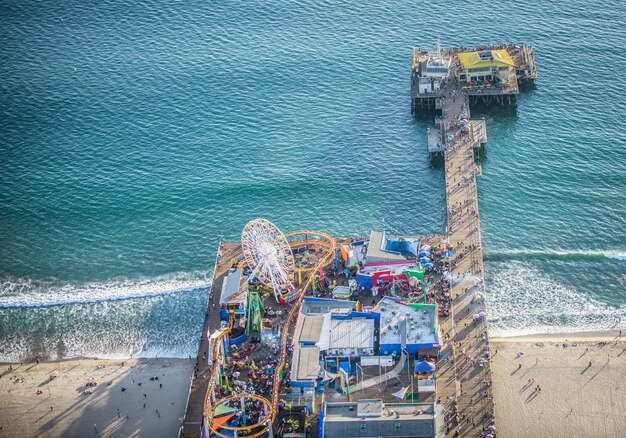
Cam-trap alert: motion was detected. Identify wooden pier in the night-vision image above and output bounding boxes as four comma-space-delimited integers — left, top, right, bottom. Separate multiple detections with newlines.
428, 118, 486, 159
423, 45, 536, 436
180, 242, 242, 438
435, 84, 495, 437
412, 44, 536, 112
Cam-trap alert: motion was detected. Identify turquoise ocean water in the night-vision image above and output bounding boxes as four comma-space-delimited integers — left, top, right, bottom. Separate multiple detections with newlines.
1, 0, 624, 360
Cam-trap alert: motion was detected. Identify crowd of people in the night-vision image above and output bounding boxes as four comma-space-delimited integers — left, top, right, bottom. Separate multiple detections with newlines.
436, 79, 496, 437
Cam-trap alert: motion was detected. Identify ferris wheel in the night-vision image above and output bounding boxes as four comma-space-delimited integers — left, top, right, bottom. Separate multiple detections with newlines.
241, 219, 295, 302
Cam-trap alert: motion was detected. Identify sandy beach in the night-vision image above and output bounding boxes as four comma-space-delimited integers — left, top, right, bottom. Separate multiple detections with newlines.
491, 331, 626, 438
0, 358, 194, 438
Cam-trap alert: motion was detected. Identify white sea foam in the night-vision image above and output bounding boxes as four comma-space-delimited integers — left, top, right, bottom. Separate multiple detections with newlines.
92, 346, 196, 360
485, 249, 626, 261
0, 333, 198, 362
486, 261, 626, 337
0, 271, 213, 308
0, 341, 31, 363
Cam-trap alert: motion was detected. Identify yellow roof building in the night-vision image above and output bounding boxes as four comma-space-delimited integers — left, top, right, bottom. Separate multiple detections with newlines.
457, 49, 515, 70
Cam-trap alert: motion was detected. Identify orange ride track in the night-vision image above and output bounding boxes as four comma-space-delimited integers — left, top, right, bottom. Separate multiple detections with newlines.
203, 230, 336, 437
270, 231, 336, 416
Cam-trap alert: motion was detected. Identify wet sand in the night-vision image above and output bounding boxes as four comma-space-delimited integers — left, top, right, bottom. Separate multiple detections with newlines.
0, 358, 193, 438
491, 331, 626, 438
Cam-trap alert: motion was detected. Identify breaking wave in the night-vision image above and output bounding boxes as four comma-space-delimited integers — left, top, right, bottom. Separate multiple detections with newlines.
485, 249, 626, 262
486, 260, 626, 337
0, 271, 213, 308
0, 271, 214, 361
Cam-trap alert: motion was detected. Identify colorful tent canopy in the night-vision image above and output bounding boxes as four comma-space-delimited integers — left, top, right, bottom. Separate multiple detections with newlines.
414, 360, 436, 372
214, 405, 237, 417
403, 269, 424, 280
213, 412, 236, 427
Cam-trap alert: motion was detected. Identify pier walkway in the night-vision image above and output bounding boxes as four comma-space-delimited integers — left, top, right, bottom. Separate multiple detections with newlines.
180, 242, 241, 438
435, 79, 495, 436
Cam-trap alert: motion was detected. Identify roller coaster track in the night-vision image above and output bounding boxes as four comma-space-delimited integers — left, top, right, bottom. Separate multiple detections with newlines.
205, 311, 234, 411
204, 311, 276, 438
270, 230, 336, 418
203, 230, 336, 436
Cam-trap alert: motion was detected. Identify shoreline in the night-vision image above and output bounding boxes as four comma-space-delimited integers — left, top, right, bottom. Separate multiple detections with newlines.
0, 355, 195, 366
3, 330, 622, 365
3, 330, 621, 364
491, 328, 623, 342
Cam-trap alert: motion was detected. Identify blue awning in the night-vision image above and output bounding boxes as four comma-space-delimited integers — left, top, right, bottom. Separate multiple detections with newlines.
414, 360, 436, 372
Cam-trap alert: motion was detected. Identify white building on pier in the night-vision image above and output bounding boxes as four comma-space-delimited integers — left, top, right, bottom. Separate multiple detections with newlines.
413, 43, 451, 95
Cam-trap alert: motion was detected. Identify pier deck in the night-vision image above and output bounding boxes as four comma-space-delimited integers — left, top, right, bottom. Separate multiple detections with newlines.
180, 242, 242, 438
435, 81, 495, 435
412, 44, 535, 110
428, 126, 444, 154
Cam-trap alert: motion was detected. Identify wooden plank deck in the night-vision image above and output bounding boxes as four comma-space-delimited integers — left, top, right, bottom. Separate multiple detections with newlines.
428, 126, 444, 153
179, 242, 242, 438
435, 78, 495, 437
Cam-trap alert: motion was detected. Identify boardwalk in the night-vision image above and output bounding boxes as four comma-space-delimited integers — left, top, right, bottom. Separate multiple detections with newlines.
435, 78, 495, 437
180, 242, 241, 438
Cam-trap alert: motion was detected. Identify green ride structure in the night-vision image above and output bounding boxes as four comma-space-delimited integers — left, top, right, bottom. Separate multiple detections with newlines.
246, 291, 265, 334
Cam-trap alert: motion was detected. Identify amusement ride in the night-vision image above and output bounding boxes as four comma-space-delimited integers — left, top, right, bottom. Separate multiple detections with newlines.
204, 219, 336, 437
241, 219, 296, 303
